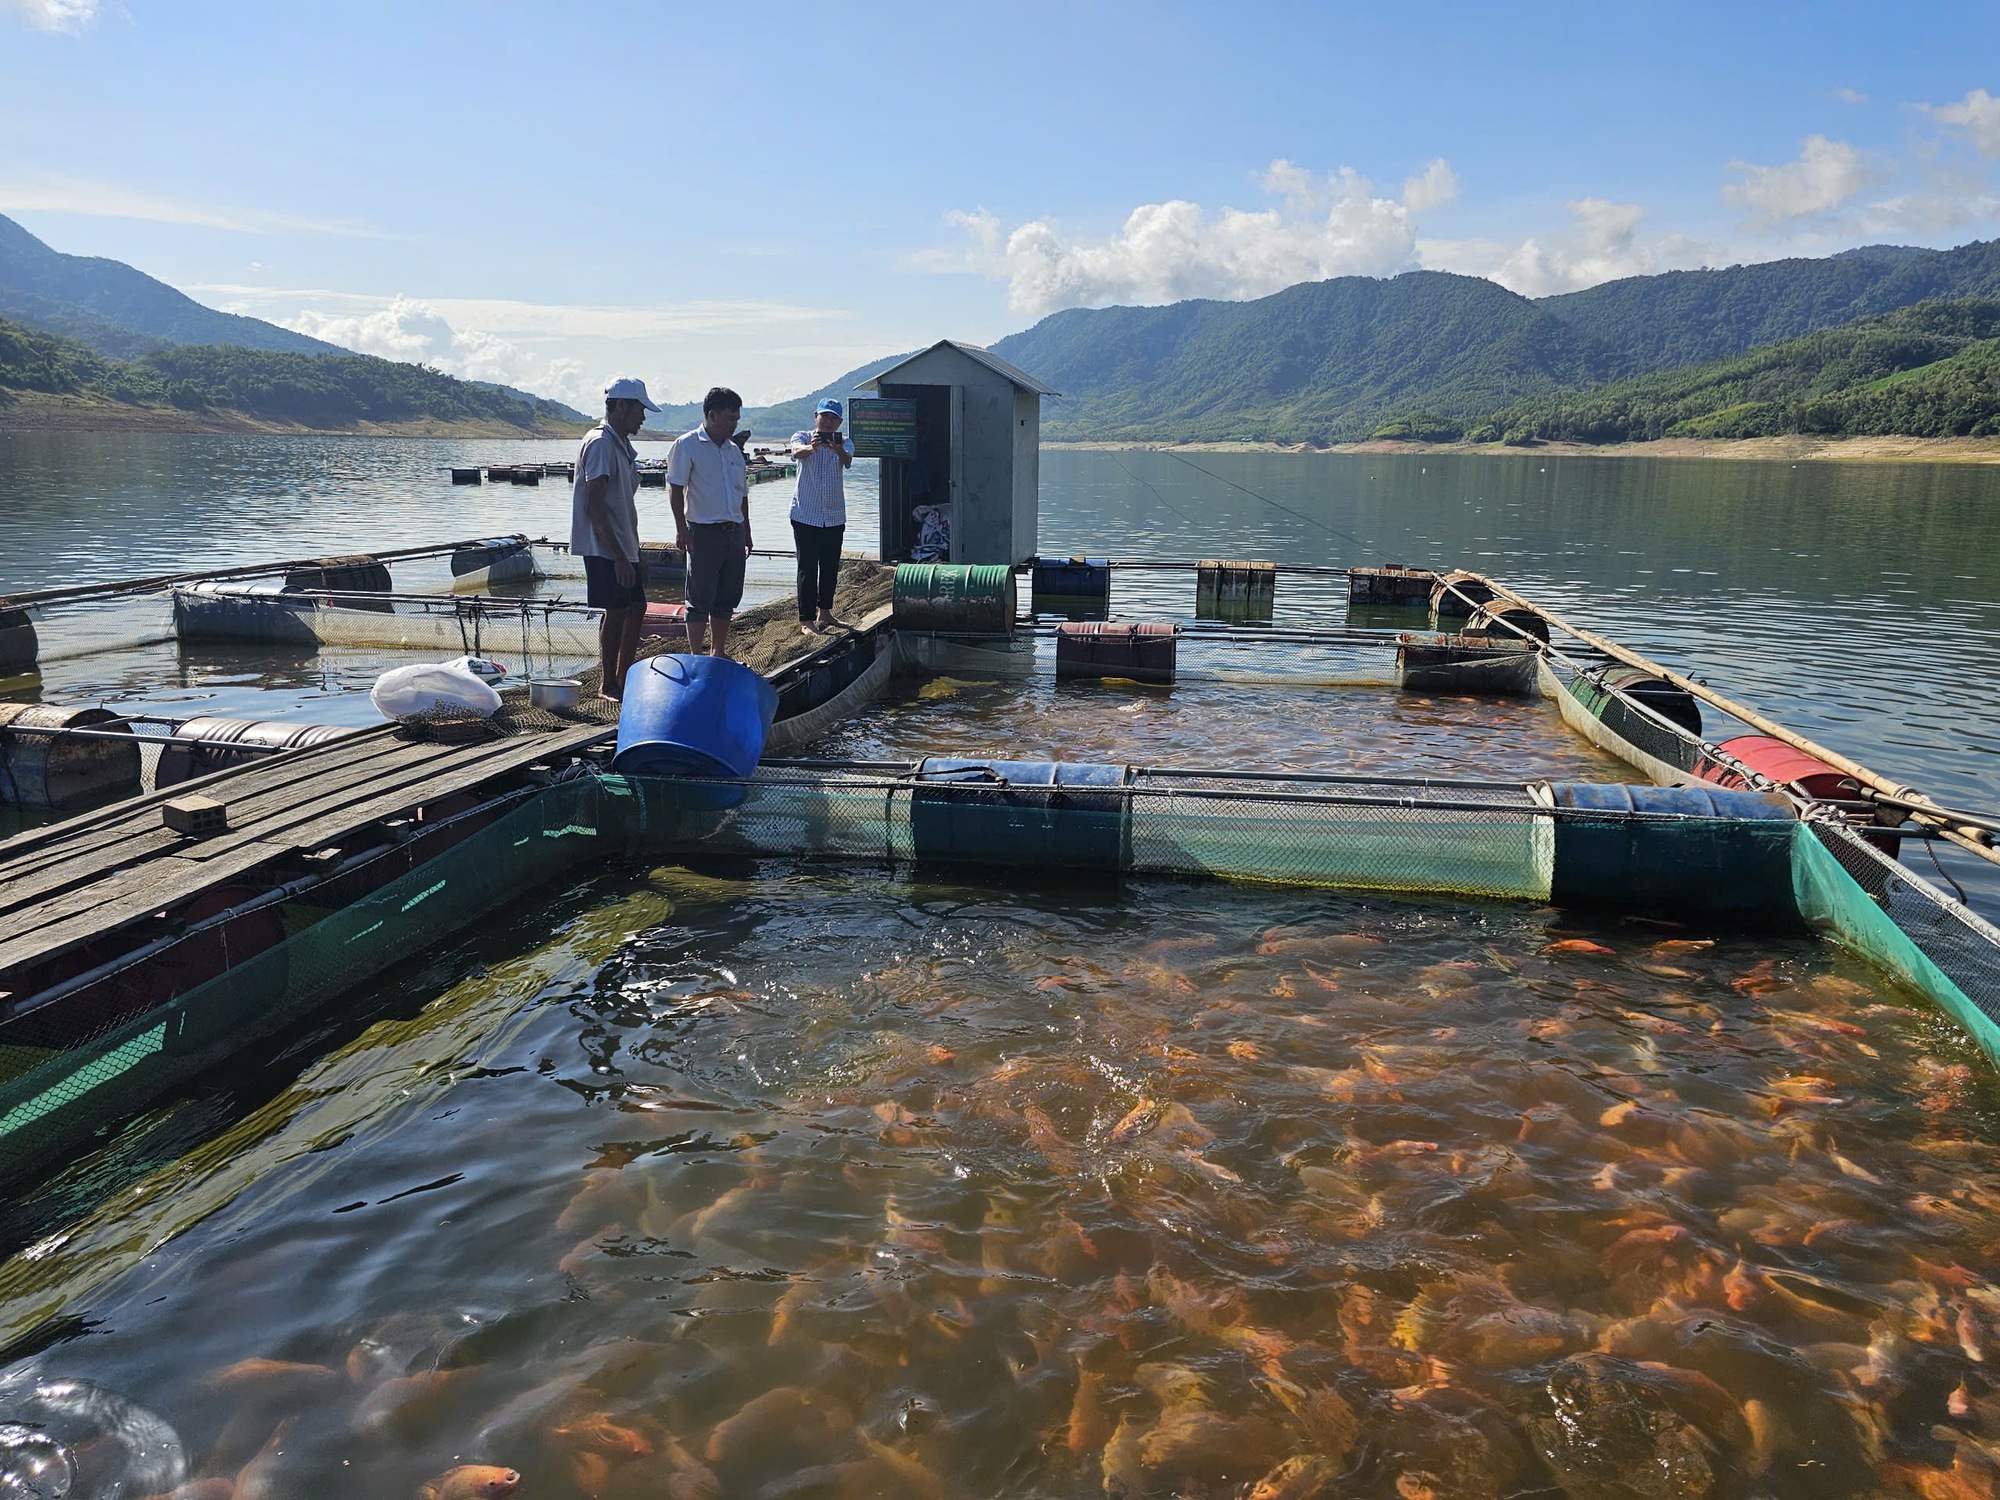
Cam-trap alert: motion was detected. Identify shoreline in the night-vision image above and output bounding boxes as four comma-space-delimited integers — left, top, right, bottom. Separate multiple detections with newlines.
0, 393, 585, 440
1046, 434, 2000, 464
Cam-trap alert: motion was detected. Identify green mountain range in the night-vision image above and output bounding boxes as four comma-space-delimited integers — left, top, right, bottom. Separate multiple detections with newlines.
0, 316, 582, 433
0, 212, 340, 358
761, 237, 2000, 446
1452, 298, 2000, 444
0, 214, 584, 426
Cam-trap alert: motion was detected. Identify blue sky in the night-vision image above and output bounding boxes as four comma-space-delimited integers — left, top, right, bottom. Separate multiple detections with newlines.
3, 0, 1998, 407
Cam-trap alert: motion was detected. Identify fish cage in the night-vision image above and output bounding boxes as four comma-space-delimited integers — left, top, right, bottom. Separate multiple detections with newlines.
171, 581, 604, 667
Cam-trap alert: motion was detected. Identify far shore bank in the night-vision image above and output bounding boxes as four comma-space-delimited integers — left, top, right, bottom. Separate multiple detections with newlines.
0, 393, 585, 441
1049, 434, 2000, 464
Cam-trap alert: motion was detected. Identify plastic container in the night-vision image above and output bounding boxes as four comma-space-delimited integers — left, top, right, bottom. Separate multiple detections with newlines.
1428, 570, 1495, 619
450, 539, 539, 584
613, 654, 778, 780
0, 607, 38, 674
283, 555, 392, 594
1546, 781, 1796, 918
1195, 560, 1275, 623
0, 704, 141, 808
893, 563, 1017, 635
1055, 622, 1177, 683
1031, 556, 1111, 618
155, 717, 355, 788
1575, 665, 1704, 738
909, 757, 1133, 869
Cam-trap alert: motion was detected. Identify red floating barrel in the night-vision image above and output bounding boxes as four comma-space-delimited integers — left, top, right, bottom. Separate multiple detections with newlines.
1055, 622, 1177, 684
1695, 734, 1856, 800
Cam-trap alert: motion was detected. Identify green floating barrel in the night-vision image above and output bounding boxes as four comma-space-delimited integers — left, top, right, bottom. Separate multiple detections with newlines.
894, 563, 1017, 635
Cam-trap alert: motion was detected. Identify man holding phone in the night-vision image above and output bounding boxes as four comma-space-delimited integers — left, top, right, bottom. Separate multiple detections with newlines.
789, 398, 853, 636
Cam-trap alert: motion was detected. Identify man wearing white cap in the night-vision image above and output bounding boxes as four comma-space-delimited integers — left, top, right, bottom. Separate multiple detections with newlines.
571, 377, 658, 700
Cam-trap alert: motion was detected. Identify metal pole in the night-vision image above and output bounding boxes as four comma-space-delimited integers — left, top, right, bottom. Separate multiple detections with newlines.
1, 534, 545, 612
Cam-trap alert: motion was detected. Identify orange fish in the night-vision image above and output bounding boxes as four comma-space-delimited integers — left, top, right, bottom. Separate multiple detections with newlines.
418, 1467, 521, 1500
1107, 1098, 1158, 1144
1544, 939, 1616, 957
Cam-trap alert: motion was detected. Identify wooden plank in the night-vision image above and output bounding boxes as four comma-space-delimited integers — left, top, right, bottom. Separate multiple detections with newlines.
0, 737, 523, 938
0, 728, 411, 890
0, 734, 434, 913
0, 724, 611, 974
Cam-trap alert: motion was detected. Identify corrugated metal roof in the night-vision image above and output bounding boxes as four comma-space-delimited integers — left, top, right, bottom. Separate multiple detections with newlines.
856, 339, 1060, 397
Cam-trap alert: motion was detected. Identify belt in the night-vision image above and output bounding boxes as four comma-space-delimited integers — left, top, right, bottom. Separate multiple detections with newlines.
690, 520, 740, 529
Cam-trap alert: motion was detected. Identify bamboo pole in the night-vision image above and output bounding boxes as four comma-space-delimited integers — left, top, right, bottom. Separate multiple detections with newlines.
1462, 570, 2000, 868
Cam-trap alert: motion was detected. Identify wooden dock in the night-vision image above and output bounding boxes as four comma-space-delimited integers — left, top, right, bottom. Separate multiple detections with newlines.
0, 716, 613, 1011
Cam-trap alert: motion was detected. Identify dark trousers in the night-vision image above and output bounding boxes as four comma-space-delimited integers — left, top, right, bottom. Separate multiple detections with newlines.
793, 521, 844, 620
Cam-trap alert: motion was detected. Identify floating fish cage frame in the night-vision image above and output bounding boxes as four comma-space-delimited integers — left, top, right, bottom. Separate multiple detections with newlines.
4, 556, 2000, 1196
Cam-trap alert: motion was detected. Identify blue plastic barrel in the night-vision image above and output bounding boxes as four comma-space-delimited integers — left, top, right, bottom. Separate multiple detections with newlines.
1032, 556, 1112, 619
613, 654, 777, 781
1547, 781, 1797, 920
909, 757, 1132, 869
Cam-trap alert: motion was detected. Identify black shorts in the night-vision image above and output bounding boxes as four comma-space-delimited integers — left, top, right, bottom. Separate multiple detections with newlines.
582, 554, 645, 610
685, 523, 747, 622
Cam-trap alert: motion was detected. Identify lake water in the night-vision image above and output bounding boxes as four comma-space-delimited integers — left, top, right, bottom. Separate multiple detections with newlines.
5, 435, 2000, 1499
3, 432, 1997, 900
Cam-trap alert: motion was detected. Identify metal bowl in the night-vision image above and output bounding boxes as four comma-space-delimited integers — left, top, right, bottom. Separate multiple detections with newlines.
529, 678, 582, 712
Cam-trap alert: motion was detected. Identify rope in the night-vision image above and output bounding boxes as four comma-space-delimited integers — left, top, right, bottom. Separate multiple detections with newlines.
1157, 450, 1366, 549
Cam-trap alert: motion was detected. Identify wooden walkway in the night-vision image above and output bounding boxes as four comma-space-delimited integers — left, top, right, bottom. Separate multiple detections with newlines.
0, 719, 613, 992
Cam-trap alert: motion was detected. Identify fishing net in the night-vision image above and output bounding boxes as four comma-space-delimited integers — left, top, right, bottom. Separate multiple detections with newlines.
7, 748, 2000, 1196
1795, 816, 2000, 1063
172, 589, 605, 674
0, 776, 609, 1188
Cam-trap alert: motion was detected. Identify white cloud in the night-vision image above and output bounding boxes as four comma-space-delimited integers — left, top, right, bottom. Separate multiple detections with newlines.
1421, 198, 1711, 297
1924, 88, 2000, 157
1832, 87, 1868, 105
269, 294, 592, 407
1400, 158, 1461, 214
193, 285, 875, 407
1722, 135, 1870, 224
0, 175, 390, 237
921, 158, 1455, 316
2, 0, 98, 32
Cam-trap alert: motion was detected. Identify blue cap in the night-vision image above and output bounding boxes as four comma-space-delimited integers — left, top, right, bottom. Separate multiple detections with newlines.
815, 398, 843, 419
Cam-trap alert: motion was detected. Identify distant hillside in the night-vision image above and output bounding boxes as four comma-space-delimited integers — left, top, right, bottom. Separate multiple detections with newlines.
745, 353, 915, 437
0, 316, 582, 434
0, 213, 343, 357
1449, 298, 2000, 444
987, 271, 1608, 443
1537, 240, 2000, 381
728, 236, 2000, 447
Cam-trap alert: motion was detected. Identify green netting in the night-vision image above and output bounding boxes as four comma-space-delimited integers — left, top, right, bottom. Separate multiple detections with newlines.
1792, 818, 2000, 1066
14, 764, 2000, 1197
0, 777, 612, 1188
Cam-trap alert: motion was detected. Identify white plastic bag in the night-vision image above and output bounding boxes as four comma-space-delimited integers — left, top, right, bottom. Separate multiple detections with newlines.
370, 661, 503, 721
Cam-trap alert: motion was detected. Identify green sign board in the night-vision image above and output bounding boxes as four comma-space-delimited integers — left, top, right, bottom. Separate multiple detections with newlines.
849, 397, 918, 459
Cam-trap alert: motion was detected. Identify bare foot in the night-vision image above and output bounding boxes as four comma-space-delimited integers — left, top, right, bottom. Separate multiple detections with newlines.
818, 615, 853, 631
800, 622, 823, 637
598, 692, 621, 705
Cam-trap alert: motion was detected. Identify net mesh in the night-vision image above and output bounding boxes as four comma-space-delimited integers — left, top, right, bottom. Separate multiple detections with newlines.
7, 760, 2000, 1193
1795, 816, 2000, 1062
173, 590, 607, 674
0, 776, 607, 1187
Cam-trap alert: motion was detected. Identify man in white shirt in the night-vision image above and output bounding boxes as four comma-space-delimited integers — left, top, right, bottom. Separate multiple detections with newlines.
570, 376, 658, 700
666, 386, 751, 658
789, 398, 853, 636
